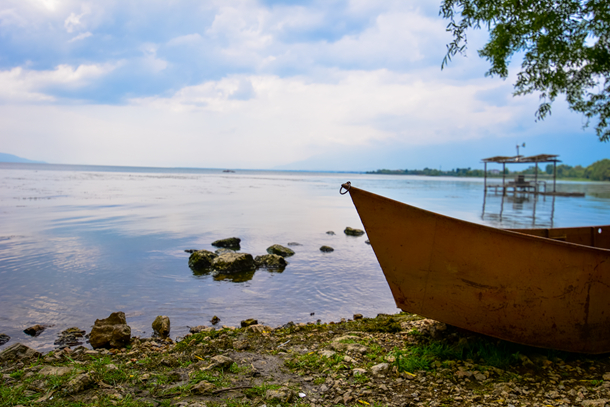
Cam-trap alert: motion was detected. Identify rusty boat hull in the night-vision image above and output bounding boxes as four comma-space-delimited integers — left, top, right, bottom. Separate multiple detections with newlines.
345, 184, 610, 354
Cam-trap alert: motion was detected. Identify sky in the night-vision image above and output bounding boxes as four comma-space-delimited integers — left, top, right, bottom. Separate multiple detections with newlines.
0, 0, 607, 171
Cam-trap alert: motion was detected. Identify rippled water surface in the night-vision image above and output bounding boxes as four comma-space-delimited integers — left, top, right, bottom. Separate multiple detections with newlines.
1, 163, 609, 351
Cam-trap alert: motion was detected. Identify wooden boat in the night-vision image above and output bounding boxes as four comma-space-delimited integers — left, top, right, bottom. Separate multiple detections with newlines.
341, 182, 610, 354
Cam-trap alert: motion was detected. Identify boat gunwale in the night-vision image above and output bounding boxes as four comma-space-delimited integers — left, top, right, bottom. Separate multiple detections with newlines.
348, 185, 610, 254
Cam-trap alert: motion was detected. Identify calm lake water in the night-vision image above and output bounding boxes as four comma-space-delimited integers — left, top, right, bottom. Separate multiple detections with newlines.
1, 162, 609, 351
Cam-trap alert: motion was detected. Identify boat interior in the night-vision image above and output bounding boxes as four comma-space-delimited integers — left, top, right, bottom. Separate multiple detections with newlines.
510, 225, 610, 250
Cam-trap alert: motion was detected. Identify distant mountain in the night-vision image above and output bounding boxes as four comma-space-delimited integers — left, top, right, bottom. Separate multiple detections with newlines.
0, 153, 46, 164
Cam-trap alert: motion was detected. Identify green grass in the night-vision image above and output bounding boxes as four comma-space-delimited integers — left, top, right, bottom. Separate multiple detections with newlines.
0, 382, 40, 407
392, 337, 524, 372
243, 382, 282, 398
173, 328, 234, 351
285, 352, 347, 372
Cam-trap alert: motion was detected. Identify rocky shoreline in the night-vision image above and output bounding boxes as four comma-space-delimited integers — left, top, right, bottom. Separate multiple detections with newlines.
2, 312, 610, 407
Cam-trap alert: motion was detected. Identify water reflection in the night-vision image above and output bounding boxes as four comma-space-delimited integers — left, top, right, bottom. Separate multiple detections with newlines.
482, 191, 556, 228
191, 266, 285, 283
212, 270, 257, 283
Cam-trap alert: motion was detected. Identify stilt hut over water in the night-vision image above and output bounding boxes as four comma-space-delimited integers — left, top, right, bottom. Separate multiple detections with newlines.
482, 154, 566, 195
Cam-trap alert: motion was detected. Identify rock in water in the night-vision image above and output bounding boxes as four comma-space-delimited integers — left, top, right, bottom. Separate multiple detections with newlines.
188, 250, 218, 271
254, 254, 287, 270
0, 333, 10, 345
241, 318, 258, 327
320, 245, 334, 252
344, 227, 365, 236
212, 252, 256, 273
266, 244, 295, 257
211, 237, 241, 250
0, 343, 41, 363
89, 312, 131, 349
23, 324, 45, 337
326, 231, 336, 235
55, 327, 86, 348
210, 316, 220, 325
152, 316, 171, 338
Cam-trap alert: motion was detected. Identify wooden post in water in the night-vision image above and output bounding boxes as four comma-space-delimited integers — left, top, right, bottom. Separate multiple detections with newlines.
502, 163, 506, 195
553, 161, 557, 193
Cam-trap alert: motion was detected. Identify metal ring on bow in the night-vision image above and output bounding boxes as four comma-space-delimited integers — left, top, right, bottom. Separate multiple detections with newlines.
339, 182, 352, 195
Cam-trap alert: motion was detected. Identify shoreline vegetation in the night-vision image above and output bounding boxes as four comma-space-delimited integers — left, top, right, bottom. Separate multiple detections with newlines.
367, 159, 610, 182
2, 312, 610, 407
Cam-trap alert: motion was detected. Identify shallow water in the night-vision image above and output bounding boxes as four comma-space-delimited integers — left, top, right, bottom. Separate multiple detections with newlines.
1, 163, 609, 351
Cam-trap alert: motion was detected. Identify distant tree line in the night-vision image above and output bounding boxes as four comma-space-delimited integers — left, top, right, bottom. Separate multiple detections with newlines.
368, 159, 610, 181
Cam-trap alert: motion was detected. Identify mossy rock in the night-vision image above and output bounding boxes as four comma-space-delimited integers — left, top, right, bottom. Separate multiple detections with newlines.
266, 244, 295, 257
241, 318, 258, 327
188, 250, 218, 271
254, 254, 287, 270
211, 237, 241, 249
212, 252, 256, 273
320, 245, 334, 252
152, 315, 170, 338
344, 227, 365, 236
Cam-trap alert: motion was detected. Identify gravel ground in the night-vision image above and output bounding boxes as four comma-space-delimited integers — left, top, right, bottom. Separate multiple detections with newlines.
2, 313, 610, 407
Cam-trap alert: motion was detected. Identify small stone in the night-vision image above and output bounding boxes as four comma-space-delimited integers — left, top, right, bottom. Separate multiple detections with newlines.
344, 227, 365, 236
234, 340, 249, 350
188, 250, 218, 271
353, 314, 363, 320
23, 324, 45, 337
89, 312, 131, 349
353, 368, 367, 376
212, 252, 256, 273
319, 350, 336, 358
326, 231, 335, 235
152, 316, 170, 338
0, 343, 41, 363
209, 355, 234, 369
0, 334, 10, 345
39, 366, 73, 376
241, 318, 258, 327
519, 355, 534, 367
474, 372, 487, 381
210, 316, 220, 325
54, 327, 86, 347
254, 254, 288, 270
454, 370, 472, 378
582, 400, 608, 407
603, 372, 610, 381
191, 380, 215, 394
319, 245, 334, 252
266, 388, 295, 403
211, 237, 241, 250
370, 363, 389, 376
364, 239, 371, 245
266, 244, 295, 257
189, 325, 213, 334
63, 373, 93, 395
287, 242, 302, 246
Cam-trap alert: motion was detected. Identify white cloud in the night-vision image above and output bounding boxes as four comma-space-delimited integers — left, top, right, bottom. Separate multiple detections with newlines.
0, 63, 117, 103
140, 43, 168, 72
64, 11, 84, 33
129, 69, 524, 154
68, 31, 92, 42
166, 33, 203, 47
